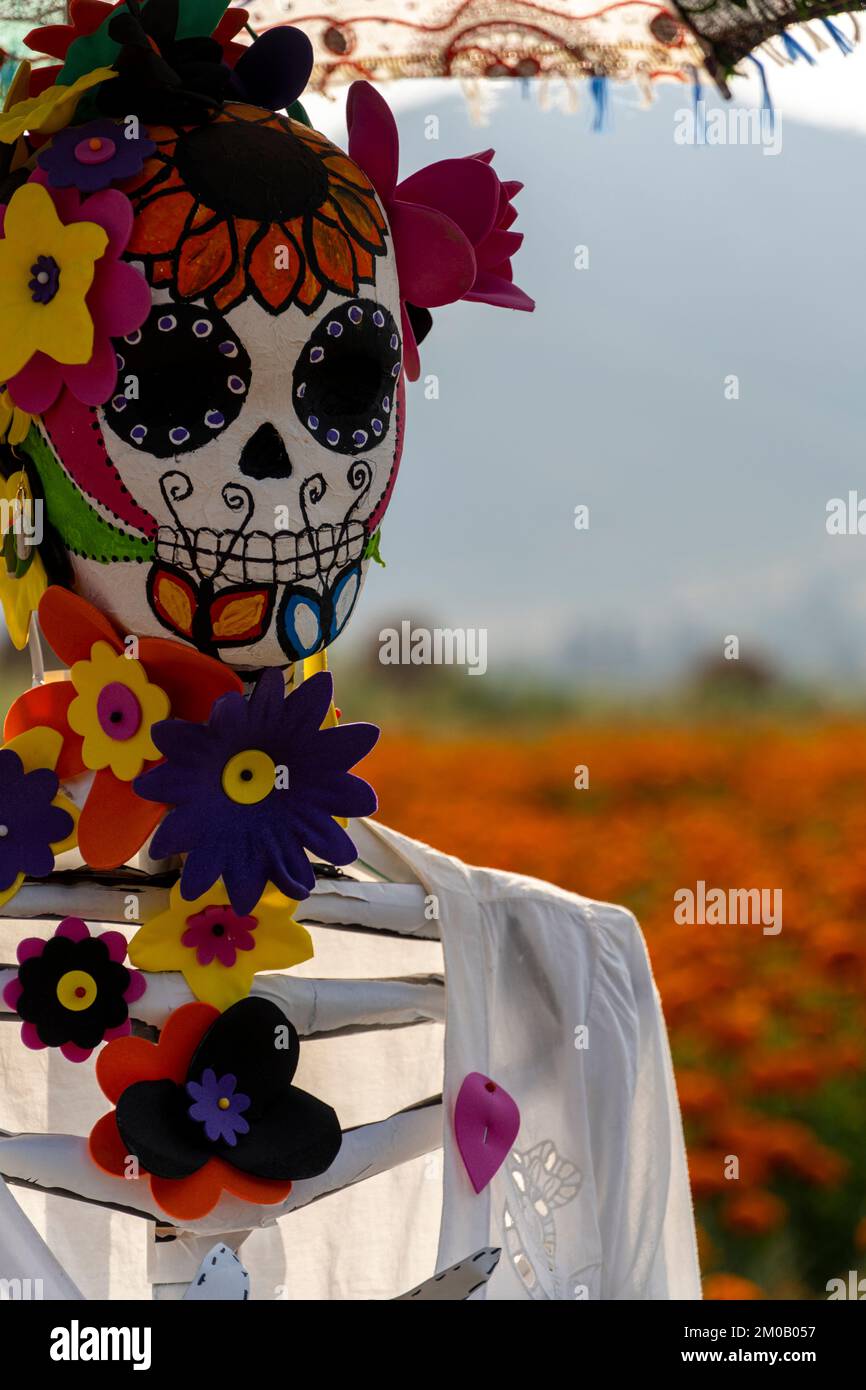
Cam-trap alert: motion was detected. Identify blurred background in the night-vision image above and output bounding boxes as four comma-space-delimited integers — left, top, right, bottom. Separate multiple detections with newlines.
2, 43, 866, 1299
325, 54, 866, 1301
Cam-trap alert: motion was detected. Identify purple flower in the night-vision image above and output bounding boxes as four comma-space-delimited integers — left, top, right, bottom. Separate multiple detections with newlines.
0, 748, 74, 894
181, 905, 257, 967
134, 670, 379, 914
186, 1069, 250, 1146
37, 119, 156, 193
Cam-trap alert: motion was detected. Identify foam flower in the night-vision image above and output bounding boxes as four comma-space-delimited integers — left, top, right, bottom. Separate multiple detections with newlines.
89, 998, 342, 1220
0, 726, 78, 910
134, 668, 379, 914
0, 469, 47, 650
3, 586, 243, 869
67, 640, 169, 780
0, 176, 151, 414
0, 66, 115, 144
347, 79, 534, 380
37, 116, 156, 193
0, 387, 32, 446
2, 916, 144, 1063
129, 879, 313, 1011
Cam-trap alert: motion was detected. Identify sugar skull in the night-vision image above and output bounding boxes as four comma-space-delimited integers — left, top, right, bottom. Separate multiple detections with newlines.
24, 104, 404, 670
0, 6, 532, 671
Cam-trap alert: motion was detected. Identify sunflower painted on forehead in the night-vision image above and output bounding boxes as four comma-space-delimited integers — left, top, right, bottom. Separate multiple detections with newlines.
121, 102, 390, 316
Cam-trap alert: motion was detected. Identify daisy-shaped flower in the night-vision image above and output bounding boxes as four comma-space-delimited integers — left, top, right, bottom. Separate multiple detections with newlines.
68, 640, 169, 780
89, 997, 342, 1220
346, 79, 533, 381
3, 586, 243, 869
129, 880, 313, 1011
2, 915, 144, 1063
122, 103, 389, 316
0, 469, 47, 650
0, 175, 151, 414
134, 668, 378, 914
0, 66, 115, 144
0, 726, 78, 910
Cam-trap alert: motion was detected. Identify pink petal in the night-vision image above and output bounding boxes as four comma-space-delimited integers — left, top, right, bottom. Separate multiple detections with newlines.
476, 229, 523, 270
17, 936, 46, 964
123, 970, 147, 1004
464, 272, 535, 312
397, 158, 499, 246
78, 188, 134, 258
60, 1041, 93, 1063
6, 353, 63, 414
390, 200, 476, 308
103, 1021, 133, 1042
2, 978, 22, 1011
98, 929, 128, 962
88, 258, 151, 338
28, 169, 82, 223
57, 916, 91, 943
63, 331, 119, 407
346, 80, 399, 201
20, 1021, 46, 1052
499, 201, 519, 231
400, 304, 420, 382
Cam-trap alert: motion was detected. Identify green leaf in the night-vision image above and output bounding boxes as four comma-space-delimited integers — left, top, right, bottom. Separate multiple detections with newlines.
363, 528, 386, 568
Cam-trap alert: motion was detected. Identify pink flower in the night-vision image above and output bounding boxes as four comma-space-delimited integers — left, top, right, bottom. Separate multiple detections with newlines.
181, 904, 258, 968
2, 171, 151, 414
347, 80, 533, 381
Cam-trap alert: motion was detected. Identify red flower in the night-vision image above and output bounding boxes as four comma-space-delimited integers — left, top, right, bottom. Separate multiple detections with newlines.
347, 80, 534, 380
89, 1002, 292, 1220
3, 587, 242, 869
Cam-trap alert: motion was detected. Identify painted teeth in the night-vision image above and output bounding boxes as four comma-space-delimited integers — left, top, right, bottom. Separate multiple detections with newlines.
155, 522, 367, 585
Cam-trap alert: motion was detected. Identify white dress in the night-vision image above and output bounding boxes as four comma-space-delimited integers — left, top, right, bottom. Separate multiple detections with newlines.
0, 818, 701, 1300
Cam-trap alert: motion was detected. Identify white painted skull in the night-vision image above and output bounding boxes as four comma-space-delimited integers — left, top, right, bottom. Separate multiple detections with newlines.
32, 103, 404, 670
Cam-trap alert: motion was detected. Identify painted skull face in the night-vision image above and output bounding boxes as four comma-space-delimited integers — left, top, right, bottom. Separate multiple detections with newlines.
34, 103, 404, 670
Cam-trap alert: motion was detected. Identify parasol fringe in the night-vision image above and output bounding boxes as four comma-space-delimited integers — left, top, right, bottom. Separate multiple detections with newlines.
781, 30, 816, 64
822, 17, 855, 54
748, 55, 775, 132
590, 74, 609, 132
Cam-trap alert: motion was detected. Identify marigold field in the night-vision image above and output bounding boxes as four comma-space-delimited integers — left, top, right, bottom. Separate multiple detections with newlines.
363, 717, 866, 1301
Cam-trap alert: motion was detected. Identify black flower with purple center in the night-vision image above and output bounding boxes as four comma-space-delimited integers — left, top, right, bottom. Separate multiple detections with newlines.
37, 118, 157, 194
134, 670, 379, 914
28, 255, 60, 305
0, 748, 74, 895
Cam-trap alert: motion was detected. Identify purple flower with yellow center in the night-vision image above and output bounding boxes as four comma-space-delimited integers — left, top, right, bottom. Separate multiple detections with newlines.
186, 1068, 250, 1146
134, 670, 379, 914
37, 118, 156, 194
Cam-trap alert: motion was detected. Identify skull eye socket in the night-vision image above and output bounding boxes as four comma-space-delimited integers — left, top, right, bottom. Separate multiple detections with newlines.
293, 299, 401, 455
103, 303, 251, 458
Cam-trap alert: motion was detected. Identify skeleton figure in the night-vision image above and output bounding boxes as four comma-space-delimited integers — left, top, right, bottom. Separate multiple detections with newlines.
31, 103, 405, 671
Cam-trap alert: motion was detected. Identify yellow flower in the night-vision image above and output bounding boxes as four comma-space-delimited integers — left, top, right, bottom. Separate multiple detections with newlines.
129, 880, 314, 1011
0, 726, 78, 910
0, 181, 109, 383
67, 641, 170, 781
0, 386, 32, 445
0, 67, 116, 144
0, 469, 47, 650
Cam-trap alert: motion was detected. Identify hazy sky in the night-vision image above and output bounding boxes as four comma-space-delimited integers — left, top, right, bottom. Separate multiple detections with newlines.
307, 49, 866, 686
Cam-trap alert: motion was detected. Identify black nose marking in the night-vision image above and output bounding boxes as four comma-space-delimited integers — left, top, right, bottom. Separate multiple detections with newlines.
239, 422, 293, 480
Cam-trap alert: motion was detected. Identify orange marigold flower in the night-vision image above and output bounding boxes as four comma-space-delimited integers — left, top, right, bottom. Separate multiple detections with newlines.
704, 1273, 765, 1301
723, 1188, 787, 1236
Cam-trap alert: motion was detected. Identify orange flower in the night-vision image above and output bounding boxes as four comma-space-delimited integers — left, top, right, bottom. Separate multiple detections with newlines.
723, 1188, 787, 1236
703, 1274, 765, 1300
3, 587, 242, 868
122, 105, 389, 315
